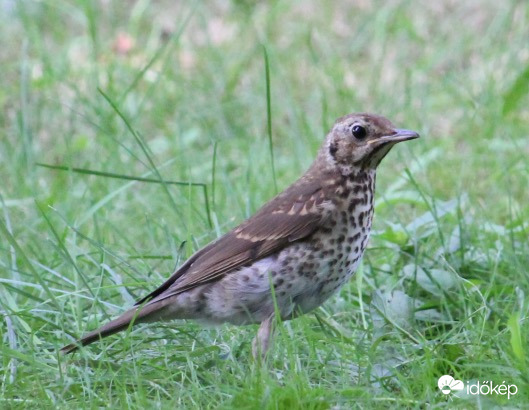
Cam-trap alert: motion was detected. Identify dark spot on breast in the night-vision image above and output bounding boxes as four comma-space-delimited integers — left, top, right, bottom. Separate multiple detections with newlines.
329, 141, 338, 159
281, 258, 292, 267
358, 171, 368, 181
359, 212, 365, 226
348, 199, 362, 213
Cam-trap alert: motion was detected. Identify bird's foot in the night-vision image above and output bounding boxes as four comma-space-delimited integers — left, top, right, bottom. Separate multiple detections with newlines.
252, 315, 275, 360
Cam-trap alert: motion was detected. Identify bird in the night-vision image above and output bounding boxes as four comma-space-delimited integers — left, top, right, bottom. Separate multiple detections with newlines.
61, 113, 419, 358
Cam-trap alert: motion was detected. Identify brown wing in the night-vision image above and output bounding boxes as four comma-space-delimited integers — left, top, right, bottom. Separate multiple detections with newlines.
136, 176, 328, 305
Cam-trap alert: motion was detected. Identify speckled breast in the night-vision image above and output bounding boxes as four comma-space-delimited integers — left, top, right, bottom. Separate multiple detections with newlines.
272, 170, 376, 316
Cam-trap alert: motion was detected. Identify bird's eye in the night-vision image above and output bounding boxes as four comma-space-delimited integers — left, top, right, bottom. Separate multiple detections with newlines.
351, 125, 367, 140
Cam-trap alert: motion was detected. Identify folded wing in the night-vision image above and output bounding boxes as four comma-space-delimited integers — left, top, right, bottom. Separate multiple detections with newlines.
137, 177, 328, 305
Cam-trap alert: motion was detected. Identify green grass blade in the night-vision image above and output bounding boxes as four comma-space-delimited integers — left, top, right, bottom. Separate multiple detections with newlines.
36, 162, 213, 228
507, 312, 526, 364
0, 218, 60, 311
262, 45, 277, 194
36, 163, 205, 188
119, 8, 195, 103
98, 88, 188, 229
502, 64, 529, 116
34, 202, 101, 309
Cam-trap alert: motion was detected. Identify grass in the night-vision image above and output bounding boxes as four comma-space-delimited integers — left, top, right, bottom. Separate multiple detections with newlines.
1, 0, 528, 408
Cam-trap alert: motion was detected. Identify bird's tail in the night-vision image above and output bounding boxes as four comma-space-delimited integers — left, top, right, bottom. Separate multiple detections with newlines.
60, 300, 165, 354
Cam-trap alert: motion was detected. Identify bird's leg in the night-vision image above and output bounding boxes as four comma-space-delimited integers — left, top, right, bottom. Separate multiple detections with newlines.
252, 315, 275, 360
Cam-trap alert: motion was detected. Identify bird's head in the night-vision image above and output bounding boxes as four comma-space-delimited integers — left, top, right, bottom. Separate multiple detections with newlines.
322, 113, 419, 175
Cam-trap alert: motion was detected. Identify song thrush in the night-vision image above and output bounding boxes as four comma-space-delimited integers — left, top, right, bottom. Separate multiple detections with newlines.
61, 113, 419, 357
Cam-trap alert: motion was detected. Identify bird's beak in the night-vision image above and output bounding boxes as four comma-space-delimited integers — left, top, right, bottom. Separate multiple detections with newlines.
391, 128, 420, 142
369, 128, 420, 145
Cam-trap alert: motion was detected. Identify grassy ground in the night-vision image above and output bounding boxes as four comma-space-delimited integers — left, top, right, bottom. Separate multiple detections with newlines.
1, 0, 528, 408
